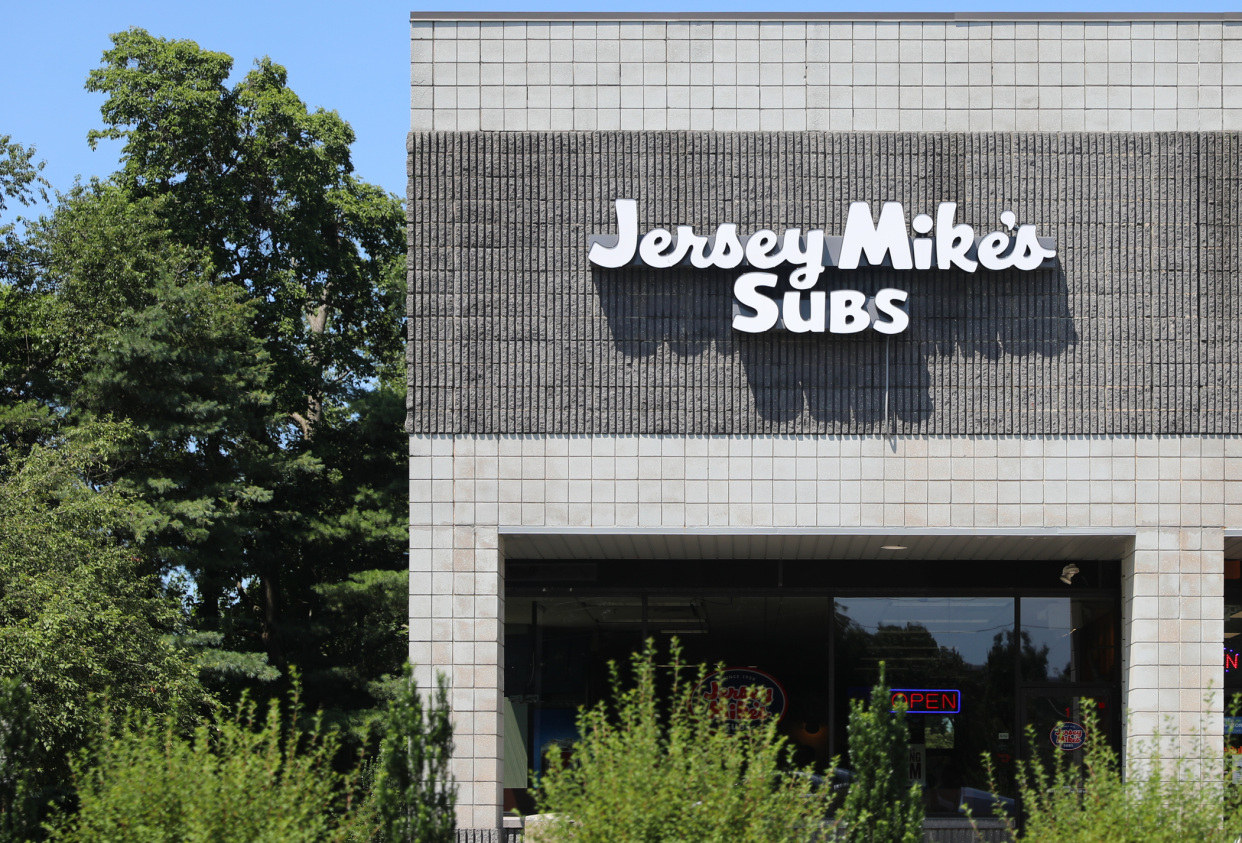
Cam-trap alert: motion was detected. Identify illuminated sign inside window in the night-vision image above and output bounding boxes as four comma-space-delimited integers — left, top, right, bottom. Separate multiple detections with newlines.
890, 689, 961, 714
1227, 647, 1239, 672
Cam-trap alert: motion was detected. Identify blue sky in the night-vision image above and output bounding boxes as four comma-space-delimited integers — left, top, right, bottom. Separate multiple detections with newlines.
2, 0, 1238, 222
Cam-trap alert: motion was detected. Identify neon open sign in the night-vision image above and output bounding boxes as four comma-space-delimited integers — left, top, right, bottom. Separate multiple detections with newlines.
890, 689, 961, 714
1227, 647, 1239, 672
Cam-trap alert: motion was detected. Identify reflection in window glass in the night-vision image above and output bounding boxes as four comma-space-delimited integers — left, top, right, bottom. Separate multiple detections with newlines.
926, 715, 954, 749
834, 598, 1016, 817
1020, 598, 1117, 683
503, 596, 836, 778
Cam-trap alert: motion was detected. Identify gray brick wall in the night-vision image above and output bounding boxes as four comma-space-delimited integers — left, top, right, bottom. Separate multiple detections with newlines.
407, 130, 1242, 436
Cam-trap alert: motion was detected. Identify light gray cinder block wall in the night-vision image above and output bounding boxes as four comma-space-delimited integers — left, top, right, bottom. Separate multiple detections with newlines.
412, 15, 1242, 133
410, 429, 1234, 828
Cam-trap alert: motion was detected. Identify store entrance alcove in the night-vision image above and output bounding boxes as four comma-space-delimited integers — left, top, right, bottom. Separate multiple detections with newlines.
501, 529, 1127, 823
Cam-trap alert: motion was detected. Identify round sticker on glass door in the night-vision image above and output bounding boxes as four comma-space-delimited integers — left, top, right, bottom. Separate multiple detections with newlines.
1049, 721, 1086, 751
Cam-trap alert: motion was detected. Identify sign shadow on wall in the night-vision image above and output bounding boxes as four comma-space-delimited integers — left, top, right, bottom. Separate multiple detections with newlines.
591, 266, 1077, 428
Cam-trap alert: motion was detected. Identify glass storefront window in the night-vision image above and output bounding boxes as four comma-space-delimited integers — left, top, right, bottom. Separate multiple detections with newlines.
504, 595, 645, 780
658, 596, 835, 770
505, 595, 836, 776
503, 560, 1120, 819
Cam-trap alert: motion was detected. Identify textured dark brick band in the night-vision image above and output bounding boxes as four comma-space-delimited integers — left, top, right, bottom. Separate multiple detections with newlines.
407, 132, 1241, 436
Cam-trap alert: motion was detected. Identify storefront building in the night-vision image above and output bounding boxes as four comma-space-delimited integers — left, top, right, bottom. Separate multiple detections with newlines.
407, 11, 1242, 837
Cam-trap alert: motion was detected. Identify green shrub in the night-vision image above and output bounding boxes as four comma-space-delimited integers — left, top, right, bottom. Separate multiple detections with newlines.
535, 639, 832, 843
35, 663, 456, 843
47, 684, 364, 843
993, 706, 1242, 843
840, 663, 923, 843
367, 664, 456, 843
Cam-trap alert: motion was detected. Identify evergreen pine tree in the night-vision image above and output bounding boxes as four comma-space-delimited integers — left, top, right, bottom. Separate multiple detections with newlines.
841, 663, 924, 843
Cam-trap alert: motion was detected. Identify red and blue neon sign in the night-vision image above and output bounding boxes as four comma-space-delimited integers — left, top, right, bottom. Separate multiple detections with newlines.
890, 689, 961, 714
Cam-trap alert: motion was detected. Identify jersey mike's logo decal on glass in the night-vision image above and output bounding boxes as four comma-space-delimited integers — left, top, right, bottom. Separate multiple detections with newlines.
696, 668, 788, 732
588, 199, 1057, 335
889, 689, 962, 714
1049, 721, 1087, 751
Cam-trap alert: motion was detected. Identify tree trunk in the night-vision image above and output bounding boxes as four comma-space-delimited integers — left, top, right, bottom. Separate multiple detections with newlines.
261, 564, 284, 668
294, 300, 331, 439
197, 574, 221, 628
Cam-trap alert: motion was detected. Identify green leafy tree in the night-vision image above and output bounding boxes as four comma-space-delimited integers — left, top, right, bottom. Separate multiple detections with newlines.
0, 135, 49, 282
0, 425, 207, 781
17, 183, 214, 393
0, 28, 410, 724
0, 137, 48, 216
0, 678, 40, 843
841, 663, 924, 843
0, 31, 409, 779
308, 570, 411, 727
536, 639, 831, 843
0, 137, 53, 447
0, 281, 57, 452
77, 27, 408, 693
371, 664, 456, 843
85, 27, 405, 440
13, 184, 298, 697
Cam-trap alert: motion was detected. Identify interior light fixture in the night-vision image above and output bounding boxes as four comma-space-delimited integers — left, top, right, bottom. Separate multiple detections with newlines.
1060, 564, 1081, 585
880, 544, 907, 551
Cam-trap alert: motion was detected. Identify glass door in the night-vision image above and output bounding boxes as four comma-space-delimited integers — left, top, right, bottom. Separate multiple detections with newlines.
1020, 688, 1116, 773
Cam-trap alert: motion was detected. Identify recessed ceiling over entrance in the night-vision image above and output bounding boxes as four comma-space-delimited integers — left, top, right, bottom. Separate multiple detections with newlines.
500, 528, 1134, 562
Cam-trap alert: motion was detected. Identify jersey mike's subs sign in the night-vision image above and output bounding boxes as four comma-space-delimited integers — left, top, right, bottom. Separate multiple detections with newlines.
588, 199, 1057, 336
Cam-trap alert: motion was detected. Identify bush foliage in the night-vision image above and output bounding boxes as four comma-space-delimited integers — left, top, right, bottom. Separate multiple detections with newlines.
369, 664, 456, 843
48, 686, 363, 843
22, 664, 456, 843
535, 639, 832, 843
841, 664, 924, 843
994, 706, 1242, 843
